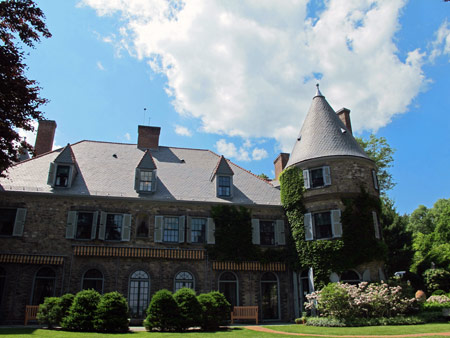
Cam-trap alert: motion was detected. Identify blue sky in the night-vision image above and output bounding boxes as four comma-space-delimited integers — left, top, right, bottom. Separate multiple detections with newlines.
22, 0, 449, 215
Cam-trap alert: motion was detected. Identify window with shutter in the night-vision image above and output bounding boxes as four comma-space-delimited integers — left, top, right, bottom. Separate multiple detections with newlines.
331, 210, 342, 238
276, 220, 286, 245
251, 219, 260, 245
135, 169, 157, 193
303, 166, 331, 189
122, 214, 132, 241
304, 213, 313, 241
372, 169, 379, 191
163, 216, 179, 243
372, 211, 380, 239
190, 218, 206, 243
154, 216, 163, 243
0, 208, 27, 237
259, 220, 275, 245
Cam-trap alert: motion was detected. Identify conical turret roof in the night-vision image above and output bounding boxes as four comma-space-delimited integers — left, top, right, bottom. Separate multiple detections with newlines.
286, 86, 370, 167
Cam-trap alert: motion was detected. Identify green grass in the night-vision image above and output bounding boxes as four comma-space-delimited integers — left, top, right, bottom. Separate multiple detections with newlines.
266, 322, 450, 336
1, 324, 450, 338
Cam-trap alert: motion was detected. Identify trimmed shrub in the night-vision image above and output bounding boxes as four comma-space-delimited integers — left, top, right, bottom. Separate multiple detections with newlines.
173, 288, 202, 330
144, 289, 179, 331
37, 297, 61, 329
197, 291, 230, 331
61, 289, 101, 332
59, 293, 75, 322
306, 315, 433, 327
94, 291, 129, 333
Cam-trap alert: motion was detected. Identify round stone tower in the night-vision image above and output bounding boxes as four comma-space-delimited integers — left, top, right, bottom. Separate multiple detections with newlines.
286, 85, 384, 284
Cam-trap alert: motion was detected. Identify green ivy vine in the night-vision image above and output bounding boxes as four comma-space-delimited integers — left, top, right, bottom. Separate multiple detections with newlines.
279, 165, 387, 289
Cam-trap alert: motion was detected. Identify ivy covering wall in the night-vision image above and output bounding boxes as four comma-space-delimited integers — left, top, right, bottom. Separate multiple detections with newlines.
279, 166, 387, 289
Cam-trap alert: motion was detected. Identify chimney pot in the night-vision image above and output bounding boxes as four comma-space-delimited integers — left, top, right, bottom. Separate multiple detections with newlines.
336, 108, 352, 134
274, 153, 290, 180
34, 120, 57, 156
138, 125, 161, 149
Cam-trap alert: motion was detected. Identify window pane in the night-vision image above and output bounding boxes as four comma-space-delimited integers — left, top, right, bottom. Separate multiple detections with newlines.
218, 176, 231, 197
136, 220, 149, 238
32, 268, 56, 305
174, 271, 194, 292
129, 270, 150, 318
310, 168, 324, 188
82, 269, 103, 293
191, 218, 206, 243
163, 217, 179, 242
55, 165, 70, 187
260, 221, 275, 245
314, 212, 332, 239
0, 209, 16, 236
105, 214, 123, 241
139, 170, 152, 191
76, 212, 93, 239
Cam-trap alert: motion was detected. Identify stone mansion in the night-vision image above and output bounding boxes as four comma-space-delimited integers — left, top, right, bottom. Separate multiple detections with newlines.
0, 87, 383, 323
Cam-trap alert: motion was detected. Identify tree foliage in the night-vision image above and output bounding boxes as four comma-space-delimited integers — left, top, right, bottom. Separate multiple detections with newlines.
380, 197, 413, 276
0, 0, 51, 176
355, 134, 395, 194
411, 199, 450, 275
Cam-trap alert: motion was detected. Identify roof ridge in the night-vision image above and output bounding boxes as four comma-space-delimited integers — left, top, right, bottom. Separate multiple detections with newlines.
226, 159, 275, 186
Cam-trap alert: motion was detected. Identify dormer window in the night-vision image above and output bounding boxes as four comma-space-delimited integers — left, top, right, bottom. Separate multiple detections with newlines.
55, 165, 70, 187
47, 144, 77, 189
303, 166, 331, 189
135, 150, 157, 193
218, 175, 232, 197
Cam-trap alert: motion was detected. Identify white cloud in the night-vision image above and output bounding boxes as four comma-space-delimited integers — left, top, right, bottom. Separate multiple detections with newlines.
97, 61, 105, 70
215, 139, 250, 161
252, 147, 268, 161
82, 0, 428, 151
175, 125, 192, 136
124, 132, 131, 141
430, 20, 450, 62
243, 139, 252, 149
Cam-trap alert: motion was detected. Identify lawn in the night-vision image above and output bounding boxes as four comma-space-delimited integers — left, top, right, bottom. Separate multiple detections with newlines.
1, 323, 450, 338
266, 322, 450, 336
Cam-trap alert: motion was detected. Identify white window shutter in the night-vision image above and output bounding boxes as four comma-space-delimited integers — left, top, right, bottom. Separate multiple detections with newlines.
134, 168, 141, 191
178, 216, 185, 243
362, 269, 371, 281
372, 169, 379, 191
323, 166, 331, 186
251, 219, 260, 245
186, 216, 192, 243
304, 213, 313, 241
66, 211, 77, 239
275, 220, 286, 245
308, 267, 315, 293
47, 162, 56, 186
303, 170, 310, 189
206, 218, 215, 244
154, 216, 164, 243
331, 209, 342, 238
372, 211, 380, 239
98, 212, 107, 240
122, 214, 132, 241
12, 208, 27, 237
91, 211, 98, 240
151, 170, 157, 192
67, 165, 75, 188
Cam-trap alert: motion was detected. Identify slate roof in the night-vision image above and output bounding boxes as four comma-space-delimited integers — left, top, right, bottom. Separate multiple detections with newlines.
137, 150, 157, 170
286, 89, 370, 167
54, 144, 76, 164
0, 141, 281, 206
211, 155, 234, 181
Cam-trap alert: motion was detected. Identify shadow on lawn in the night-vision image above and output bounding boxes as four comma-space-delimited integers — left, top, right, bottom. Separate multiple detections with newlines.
0, 328, 38, 335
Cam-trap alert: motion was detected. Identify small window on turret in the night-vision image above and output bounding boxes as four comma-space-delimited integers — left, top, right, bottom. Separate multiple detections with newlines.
303, 166, 331, 189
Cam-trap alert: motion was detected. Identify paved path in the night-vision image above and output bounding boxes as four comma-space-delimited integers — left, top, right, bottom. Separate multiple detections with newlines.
245, 326, 450, 337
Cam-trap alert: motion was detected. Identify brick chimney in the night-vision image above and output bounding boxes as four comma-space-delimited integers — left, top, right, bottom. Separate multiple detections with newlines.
274, 153, 290, 180
34, 120, 57, 156
336, 108, 352, 134
138, 125, 161, 149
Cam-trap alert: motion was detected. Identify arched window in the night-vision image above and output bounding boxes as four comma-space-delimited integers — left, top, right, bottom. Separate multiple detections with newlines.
32, 267, 56, 305
341, 270, 360, 285
0, 267, 6, 306
260, 272, 279, 320
218, 272, 239, 308
174, 271, 194, 292
128, 270, 150, 318
82, 269, 103, 293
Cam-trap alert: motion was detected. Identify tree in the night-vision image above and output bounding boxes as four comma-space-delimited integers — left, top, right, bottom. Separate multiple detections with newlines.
380, 197, 413, 276
355, 134, 395, 194
411, 198, 450, 275
0, 0, 51, 176
257, 173, 269, 180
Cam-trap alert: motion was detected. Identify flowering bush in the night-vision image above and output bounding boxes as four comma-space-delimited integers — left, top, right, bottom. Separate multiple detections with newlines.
305, 282, 416, 319
426, 295, 450, 304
